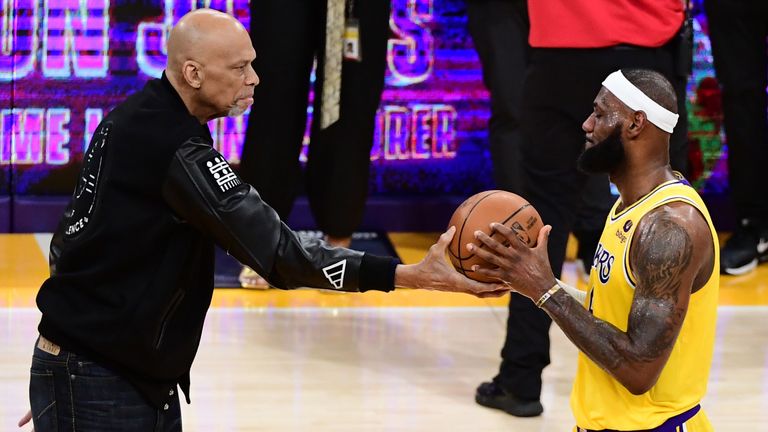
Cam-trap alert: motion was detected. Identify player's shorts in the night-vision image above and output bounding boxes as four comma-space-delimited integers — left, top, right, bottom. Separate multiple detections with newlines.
574, 404, 713, 432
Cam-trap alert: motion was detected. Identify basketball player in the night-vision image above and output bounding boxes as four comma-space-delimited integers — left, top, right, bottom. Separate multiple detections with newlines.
18, 9, 507, 431
468, 69, 718, 431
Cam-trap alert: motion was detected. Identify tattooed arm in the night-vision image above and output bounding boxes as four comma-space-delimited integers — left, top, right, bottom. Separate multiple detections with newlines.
468, 202, 713, 395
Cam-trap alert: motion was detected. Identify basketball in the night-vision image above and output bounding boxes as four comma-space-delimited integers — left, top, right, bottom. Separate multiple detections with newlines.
447, 190, 544, 282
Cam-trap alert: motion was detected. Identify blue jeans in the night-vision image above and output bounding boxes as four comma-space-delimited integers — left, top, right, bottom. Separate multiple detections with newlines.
29, 337, 182, 432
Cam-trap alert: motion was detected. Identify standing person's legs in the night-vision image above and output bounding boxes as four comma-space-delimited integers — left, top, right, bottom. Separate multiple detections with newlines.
573, 174, 614, 281
705, 0, 768, 274
306, 0, 391, 246
242, 0, 320, 219
239, 0, 319, 286
29, 339, 181, 432
476, 53, 592, 417
466, 1, 537, 414
662, 20, 692, 176
668, 71, 690, 176
466, 0, 529, 194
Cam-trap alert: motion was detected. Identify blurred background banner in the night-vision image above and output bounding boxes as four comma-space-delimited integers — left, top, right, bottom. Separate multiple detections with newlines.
0, 0, 724, 213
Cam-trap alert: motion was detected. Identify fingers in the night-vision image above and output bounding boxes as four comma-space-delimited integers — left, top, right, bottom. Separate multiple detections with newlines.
428, 226, 456, 257
470, 265, 506, 282
490, 223, 528, 249
477, 288, 512, 298
440, 226, 456, 245
535, 225, 552, 251
18, 410, 32, 427
471, 230, 508, 255
467, 236, 507, 267
452, 275, 508, 293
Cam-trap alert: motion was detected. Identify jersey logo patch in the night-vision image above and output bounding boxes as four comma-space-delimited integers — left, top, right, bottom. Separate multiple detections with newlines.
322, 260, 347, 289
202, 156, 242, 194
592, 243, 615, 284
623, 220, 633, 232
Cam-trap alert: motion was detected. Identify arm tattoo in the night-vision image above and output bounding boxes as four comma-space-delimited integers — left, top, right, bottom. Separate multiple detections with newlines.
541, 209, 694, 386
625, 211, 692, 362
543, 290, 627, 371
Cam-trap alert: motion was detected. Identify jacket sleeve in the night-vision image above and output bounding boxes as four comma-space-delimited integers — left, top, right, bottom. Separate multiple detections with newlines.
161, 137, 396, 292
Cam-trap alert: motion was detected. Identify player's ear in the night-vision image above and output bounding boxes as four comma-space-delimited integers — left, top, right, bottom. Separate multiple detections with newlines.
626, 111, 646, 138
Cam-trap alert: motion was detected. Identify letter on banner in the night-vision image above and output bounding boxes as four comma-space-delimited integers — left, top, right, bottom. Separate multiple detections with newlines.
432, 104, 456, 158
0, 0, 39, 81
387, 0, 434, 86
383, 106, 411, 160
46, 108, 70, 165
84, 108, 103, 151
42, 0, 109, 78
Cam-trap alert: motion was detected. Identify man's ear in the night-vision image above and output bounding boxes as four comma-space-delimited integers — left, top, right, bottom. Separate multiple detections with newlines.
626, 110, 647, 138
182, 60, 203, 89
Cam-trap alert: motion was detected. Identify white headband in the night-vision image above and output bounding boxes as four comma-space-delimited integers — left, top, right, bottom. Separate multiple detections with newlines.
601, 70, 679, 133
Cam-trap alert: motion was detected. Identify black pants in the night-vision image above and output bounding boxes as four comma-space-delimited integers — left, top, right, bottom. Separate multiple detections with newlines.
495, 46, 690, 400
466, 0, 529, 194
241, 0, 390, 237
705, 0, 768, 224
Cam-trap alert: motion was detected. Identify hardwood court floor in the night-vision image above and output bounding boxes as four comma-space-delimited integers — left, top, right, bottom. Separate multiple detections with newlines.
1, 233, 768, 431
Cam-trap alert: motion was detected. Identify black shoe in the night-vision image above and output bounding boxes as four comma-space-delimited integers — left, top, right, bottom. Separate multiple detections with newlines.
475, 381, 543, 417
721, 219, 768, 275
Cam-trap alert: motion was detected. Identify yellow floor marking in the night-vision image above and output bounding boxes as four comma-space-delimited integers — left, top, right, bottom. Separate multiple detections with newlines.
3, 232, 768, 308
210, 287, 509, 308
0, 234, 48, 307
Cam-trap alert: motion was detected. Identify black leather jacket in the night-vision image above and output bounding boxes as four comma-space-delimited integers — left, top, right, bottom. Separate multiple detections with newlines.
36, 74, 396, 408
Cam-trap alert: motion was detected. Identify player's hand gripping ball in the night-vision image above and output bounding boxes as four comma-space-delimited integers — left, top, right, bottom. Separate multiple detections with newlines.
447, 190, 544, 282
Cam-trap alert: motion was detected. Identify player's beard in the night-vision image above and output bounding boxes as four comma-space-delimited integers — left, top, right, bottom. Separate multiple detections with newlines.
577, 125, 625, 174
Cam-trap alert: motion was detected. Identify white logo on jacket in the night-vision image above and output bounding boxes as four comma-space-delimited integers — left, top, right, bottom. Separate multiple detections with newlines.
206, 157, 241, 192
322, 260, 347, 289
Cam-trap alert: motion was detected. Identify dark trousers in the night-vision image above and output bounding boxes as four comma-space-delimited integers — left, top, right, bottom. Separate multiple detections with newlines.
29, 340, 181, 432
495, 46, 689, 400
466, 0, 529, 194
705, 0, 768, 223
241, 0, 390, 238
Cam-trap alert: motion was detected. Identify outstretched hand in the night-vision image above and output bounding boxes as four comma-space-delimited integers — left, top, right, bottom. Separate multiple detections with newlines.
395, 226, 510, 298
468, 223, 557, 302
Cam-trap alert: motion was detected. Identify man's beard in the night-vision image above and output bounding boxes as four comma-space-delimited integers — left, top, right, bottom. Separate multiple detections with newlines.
227, 105, 247, 117
227, 96, 253, 117
577, 125, 626, 174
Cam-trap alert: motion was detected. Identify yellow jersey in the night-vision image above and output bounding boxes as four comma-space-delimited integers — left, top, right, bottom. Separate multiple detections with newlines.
570, 176, 719, 431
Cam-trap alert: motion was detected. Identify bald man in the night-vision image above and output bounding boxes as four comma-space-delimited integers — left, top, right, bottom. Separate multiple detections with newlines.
21, 9, 506, 431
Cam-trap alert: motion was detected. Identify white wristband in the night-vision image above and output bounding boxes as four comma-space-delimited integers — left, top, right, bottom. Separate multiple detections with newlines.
556, 278, 587, 304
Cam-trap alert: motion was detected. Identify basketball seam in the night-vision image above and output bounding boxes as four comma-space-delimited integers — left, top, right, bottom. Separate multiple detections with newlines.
454, 190, 501, 276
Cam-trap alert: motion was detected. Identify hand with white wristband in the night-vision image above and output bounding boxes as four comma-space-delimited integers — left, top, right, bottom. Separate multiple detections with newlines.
466, 223, 562, 308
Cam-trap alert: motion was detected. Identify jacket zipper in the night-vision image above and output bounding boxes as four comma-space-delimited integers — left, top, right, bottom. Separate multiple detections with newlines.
154, 290, 185, 349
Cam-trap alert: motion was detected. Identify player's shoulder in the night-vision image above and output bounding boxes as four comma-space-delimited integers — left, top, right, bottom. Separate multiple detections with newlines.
639, 201, 709, 238
632, 201, 713, 266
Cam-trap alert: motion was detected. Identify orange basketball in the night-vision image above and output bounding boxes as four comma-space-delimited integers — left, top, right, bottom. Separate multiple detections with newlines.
447, 190, 544, 282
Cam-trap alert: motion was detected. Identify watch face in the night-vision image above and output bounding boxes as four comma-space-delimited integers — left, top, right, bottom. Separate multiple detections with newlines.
64, 122, 111, 238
